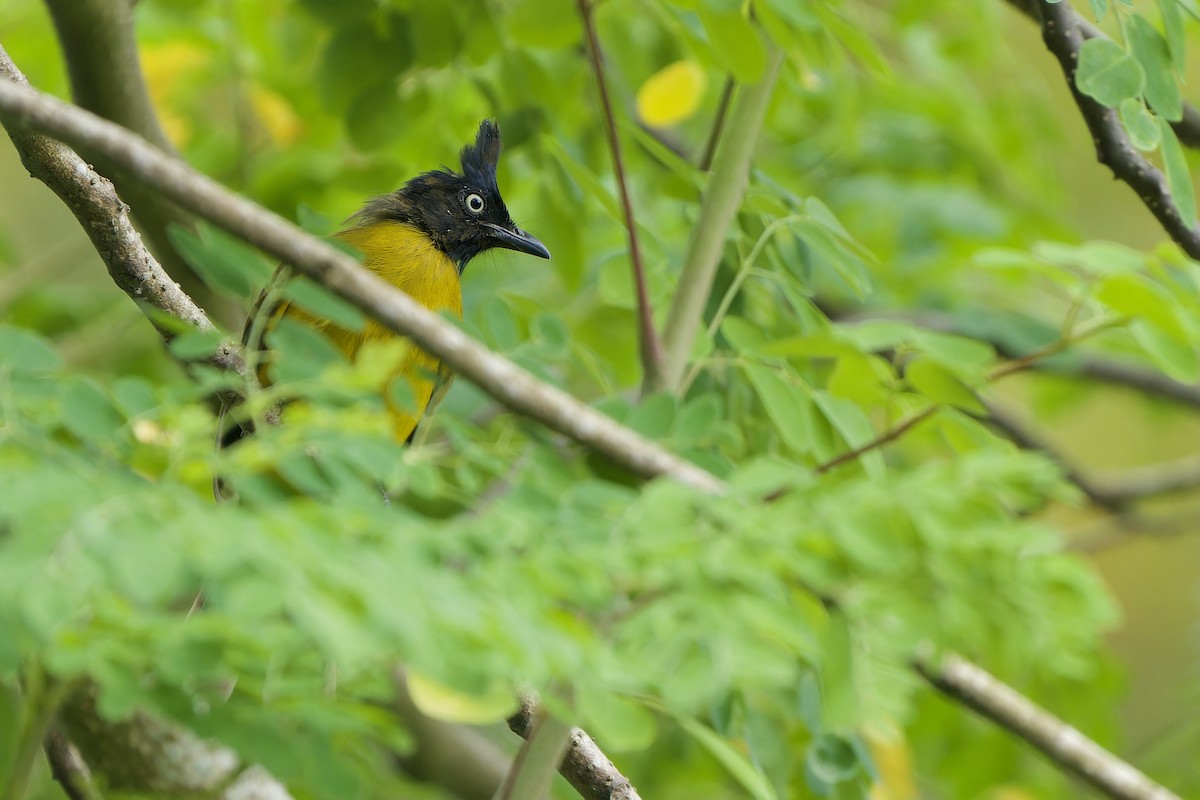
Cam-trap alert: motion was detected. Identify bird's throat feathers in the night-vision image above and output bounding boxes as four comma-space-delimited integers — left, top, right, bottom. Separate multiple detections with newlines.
337, 221, 463, 319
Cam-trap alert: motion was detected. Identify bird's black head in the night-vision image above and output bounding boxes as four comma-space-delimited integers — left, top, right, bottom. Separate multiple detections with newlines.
353, 119, 550, 271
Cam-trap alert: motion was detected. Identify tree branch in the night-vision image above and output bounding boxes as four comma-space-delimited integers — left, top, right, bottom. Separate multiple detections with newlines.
44, 728, 103, 800
43, 0, 215, 311
979, 400, 1129, 512
654, 44, 784, 393
836, 308, 1200, 411
1003, 0, 1200, 149
0, 48, 244, 384
814, 405, 939, 474
916, 650, 1182, 800
0, 66, 723, 495
698, 76, 734, 172
1036, 1, 1200, 259
576, 0, 665, 391
508, 697, 642, 800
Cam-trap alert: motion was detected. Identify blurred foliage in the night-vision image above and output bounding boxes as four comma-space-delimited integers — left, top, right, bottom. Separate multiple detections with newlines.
2, 0, 1200, 798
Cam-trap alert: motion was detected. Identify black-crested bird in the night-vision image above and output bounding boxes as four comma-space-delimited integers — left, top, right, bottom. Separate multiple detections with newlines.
239, 119, 550, 446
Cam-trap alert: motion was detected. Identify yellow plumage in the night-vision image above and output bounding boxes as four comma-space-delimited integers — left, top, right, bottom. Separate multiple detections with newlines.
225, 119, 548, 459
278, 221, 462, 443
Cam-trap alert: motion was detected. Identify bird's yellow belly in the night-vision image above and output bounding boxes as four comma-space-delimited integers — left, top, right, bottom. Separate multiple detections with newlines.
286, 221, 462, 442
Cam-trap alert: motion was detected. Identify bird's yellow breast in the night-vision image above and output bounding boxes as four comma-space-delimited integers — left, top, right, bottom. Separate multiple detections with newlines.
286, 221, 462, 442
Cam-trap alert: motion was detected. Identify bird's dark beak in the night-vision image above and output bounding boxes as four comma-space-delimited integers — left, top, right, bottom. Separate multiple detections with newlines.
484, 223, 551, 260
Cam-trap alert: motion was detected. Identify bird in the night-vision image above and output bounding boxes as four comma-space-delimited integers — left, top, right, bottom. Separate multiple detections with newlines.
229, 119, 550, 449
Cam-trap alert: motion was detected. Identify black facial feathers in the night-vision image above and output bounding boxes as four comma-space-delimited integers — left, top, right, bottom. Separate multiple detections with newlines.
348, 119, 548, 270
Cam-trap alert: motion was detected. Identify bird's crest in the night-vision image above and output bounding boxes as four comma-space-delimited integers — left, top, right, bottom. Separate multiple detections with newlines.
459, 119, 501, 190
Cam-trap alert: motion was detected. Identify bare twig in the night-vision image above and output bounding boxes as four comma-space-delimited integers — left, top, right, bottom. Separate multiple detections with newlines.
1003, 0, 1200, 148
0, 68, 723, 495
836, 308, 1200, 410
1036, 2, 1200, 259
980, 400, 1128, 512
44, 728, 103, 800
698, 76, 734, 172
576, 0, 665, 390
508, 697, 642, 800
916, 650, 1182, 800
814, 405, 940, 473
1092, 457, 1200, 505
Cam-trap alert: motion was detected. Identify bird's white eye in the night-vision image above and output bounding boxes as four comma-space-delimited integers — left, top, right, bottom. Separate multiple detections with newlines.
465, 193, 485, 214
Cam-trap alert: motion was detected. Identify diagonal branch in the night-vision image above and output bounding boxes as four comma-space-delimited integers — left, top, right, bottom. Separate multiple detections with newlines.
1004, 0, 1200, 148
0, 65, 723, 495
576, 0, 665, 391
916, 650, 1182, 800
508, 697, 642, 800
43, 0, 215, 310
1036, 1, 1200, 259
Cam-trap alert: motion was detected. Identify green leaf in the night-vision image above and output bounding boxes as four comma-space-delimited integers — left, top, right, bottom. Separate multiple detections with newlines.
0, 326, 61, 373
1130, 319, 1200, 380
806, 734, 861, 784
60, 378, 125, 444
315, 18, 412, 112
1090, 0, 1109, 20
282, 277, 366, 332
168, 223, 274, 300
905, 358, 985, 413
810, 390, 885, 478
1158, 0, 1186, 71
743, 363, 814, 454
1095, 272, 1189, 341
626, 392, 678, 439
506, 0, 580, 49
1119, 98, 1161, 150
345, 82, 405, 151
672, 713, 778, 800
1158, 118, 1196, 223
1126, 14, 1182, 121
575, 688, 657, 752
168, 329, 226, 360
1075, 38, 1145, 107
268, 317, 346, 383
699, 9, 767, 84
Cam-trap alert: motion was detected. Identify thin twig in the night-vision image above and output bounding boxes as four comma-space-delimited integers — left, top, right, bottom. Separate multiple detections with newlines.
44, 728, 103, 800
916, 649, 1182, 800
1036, 1, 1200, 258
979, 400, 1128, 512
836, 308, 1200, 410
699, 76, 734, 171
576, 0, 665, 390
508, 696, 642, 800
1003, 0, 1200, 148
814, 405, 940, 473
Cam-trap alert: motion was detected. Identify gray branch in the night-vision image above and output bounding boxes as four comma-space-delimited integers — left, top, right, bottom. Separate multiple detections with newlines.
1036, 1, 1200, 259
43, 0, 215, 310
508, 697, 642, 800
916, 651, 1181, 800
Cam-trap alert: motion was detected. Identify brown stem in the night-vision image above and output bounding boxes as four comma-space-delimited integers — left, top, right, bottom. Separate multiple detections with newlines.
699, 76, 735, 171
576, 0, 666, 391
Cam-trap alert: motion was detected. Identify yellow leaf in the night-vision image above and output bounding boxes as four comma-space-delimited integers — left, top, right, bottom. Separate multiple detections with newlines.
406, 672, 517, 724
636, 60, 706, 128
140, 41, 209, 146
251, 86, 303, 146
867, 723, 916, 800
